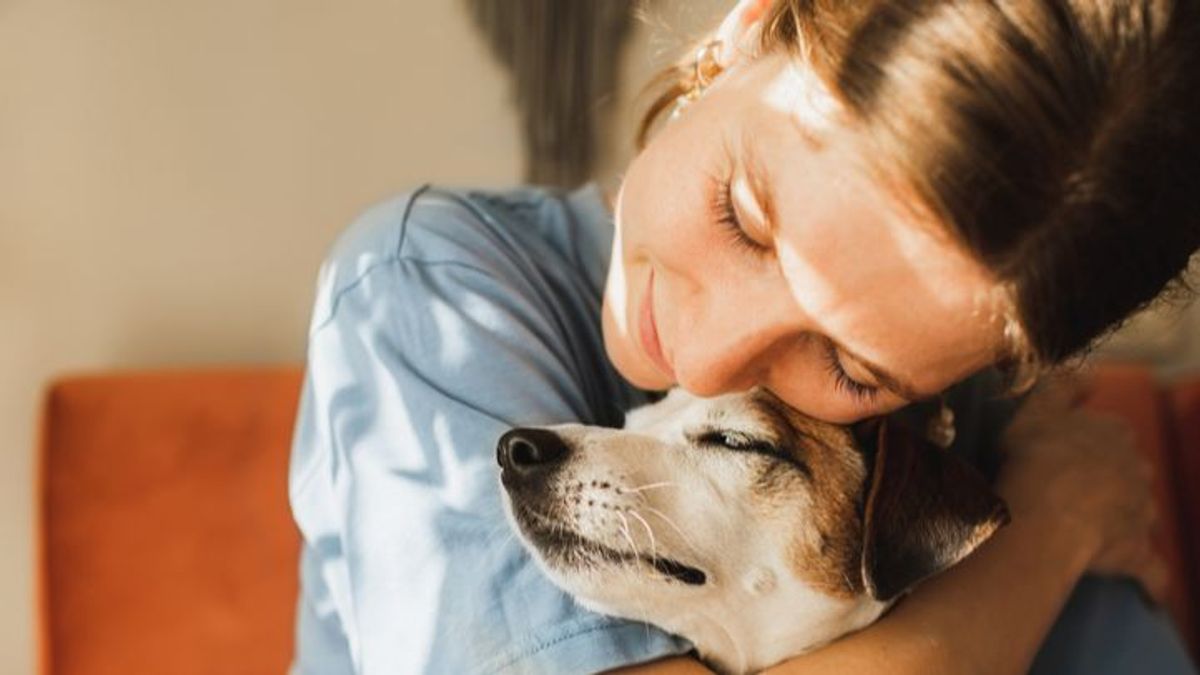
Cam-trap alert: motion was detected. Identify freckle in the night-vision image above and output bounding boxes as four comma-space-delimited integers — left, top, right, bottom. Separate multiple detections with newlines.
600, 481, 610, 489
588, 500, 594, 506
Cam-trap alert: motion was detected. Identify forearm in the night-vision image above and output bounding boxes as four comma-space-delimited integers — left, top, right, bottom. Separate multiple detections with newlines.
614, 510, 1089, 675
764, 510, 1090, 675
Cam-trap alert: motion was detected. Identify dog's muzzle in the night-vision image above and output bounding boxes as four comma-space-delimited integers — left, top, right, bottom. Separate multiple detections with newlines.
496, 426, 709, 587
496, 427, 571, 489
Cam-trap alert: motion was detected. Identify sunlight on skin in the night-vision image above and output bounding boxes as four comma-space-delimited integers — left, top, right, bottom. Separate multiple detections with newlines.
754, 58, 1005, 396
603, 47, 1007, 422
604, 187, 631, 339
761, 60, 840, 142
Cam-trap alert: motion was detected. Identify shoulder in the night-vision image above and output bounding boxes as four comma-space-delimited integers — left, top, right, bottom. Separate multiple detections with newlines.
300, 182, 638, 427
290, 186, 677, 673
308, 185, 511, 330
309, 183, 612, 332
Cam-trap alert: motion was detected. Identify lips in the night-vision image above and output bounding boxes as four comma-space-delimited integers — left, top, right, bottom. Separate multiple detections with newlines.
638, 269, 675, 379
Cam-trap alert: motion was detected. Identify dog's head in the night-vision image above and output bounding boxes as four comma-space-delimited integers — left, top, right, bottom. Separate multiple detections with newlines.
497, 388, 1007, 673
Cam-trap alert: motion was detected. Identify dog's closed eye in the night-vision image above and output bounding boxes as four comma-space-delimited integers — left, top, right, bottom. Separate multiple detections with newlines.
695, 430, 778, 455
692, 430, 813, 481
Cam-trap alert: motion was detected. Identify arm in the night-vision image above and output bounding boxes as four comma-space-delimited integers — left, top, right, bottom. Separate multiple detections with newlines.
290, 190, 691, 674
762, 503, 1091, 675
614, 506, 1088, 675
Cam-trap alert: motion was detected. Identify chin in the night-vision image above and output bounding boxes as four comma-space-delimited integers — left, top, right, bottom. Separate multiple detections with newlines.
614, 350, 672, 391
614, 349, 671, 391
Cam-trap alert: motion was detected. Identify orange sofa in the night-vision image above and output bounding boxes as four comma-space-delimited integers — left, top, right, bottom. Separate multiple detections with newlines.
36, 364, 1200, 674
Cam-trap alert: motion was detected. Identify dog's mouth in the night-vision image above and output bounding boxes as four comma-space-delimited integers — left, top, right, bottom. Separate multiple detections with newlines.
511, 502, 707, 586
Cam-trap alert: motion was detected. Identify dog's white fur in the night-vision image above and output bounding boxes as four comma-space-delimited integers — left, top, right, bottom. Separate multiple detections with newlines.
499, 388, 891, 673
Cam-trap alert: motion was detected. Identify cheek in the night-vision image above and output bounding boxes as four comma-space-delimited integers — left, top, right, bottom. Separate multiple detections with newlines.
617, 131, 725, 269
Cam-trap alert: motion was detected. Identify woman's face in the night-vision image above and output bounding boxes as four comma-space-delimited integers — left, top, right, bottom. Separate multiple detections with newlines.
602, 52, 1006, 424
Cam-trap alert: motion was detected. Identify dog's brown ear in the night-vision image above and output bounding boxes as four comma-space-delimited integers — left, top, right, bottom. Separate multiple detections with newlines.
861, 418, 1010, 602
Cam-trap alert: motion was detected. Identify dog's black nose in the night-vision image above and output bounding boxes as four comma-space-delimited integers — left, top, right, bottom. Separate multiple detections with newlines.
497, 428, 570, 478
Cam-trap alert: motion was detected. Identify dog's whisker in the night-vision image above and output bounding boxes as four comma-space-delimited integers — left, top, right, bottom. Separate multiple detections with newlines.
613, 513, 663, 635
617, 481, 678, 495
631, 579, 654, 641
642, 505, 703, 558
608, 544, 655, 633
626, 509, 659, 559
615, 511, 641, 559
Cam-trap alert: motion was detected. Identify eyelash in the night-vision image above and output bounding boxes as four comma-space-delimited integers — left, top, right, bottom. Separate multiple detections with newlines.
822, 341, 880, 402
708, 174, 769, 255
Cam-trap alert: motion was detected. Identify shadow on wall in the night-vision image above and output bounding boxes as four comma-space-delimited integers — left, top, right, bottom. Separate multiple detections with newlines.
465, 0, 637, 187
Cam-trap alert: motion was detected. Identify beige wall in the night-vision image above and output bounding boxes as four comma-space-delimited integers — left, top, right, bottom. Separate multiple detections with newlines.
3, 1, 1195, 672
0, 1, 727, 671
0, 1, 503, 670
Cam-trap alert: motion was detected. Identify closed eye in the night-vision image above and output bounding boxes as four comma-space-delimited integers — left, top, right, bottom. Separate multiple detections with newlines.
708, 173, 771, 256
822, 340, 881, 402
692, 429, 813, 480
695, 430, 777, 454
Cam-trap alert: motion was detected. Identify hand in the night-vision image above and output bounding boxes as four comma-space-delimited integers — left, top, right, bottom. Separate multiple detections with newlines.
996, 373, 1167, 602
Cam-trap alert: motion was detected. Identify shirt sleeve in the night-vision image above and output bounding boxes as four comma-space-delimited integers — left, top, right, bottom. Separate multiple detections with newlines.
288, 189, 692, 674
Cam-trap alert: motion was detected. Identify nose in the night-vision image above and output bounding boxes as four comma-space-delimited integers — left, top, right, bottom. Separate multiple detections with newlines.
674, 292, 800, 398
496, 428, 571, 482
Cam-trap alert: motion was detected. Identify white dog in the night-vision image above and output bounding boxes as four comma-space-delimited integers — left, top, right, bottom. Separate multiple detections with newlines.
497, 387, 1008, 674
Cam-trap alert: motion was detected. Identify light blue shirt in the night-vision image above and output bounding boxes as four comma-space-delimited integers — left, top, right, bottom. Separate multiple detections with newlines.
288, 184, 692, 674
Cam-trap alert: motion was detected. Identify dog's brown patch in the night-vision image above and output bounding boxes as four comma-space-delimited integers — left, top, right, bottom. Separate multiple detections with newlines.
748, 390, 867, 598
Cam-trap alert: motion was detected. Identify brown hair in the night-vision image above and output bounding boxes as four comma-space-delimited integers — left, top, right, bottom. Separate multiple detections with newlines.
638, 0, 1200, 379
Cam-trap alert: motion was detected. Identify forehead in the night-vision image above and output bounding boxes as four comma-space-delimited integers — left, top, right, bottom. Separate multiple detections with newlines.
726, 55, 1005, 393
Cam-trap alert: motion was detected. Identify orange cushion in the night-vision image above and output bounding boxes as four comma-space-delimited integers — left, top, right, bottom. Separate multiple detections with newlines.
37, 368, 303, 675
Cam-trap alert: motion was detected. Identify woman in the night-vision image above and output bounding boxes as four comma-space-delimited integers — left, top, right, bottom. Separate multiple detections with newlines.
288, 0, 1200, 673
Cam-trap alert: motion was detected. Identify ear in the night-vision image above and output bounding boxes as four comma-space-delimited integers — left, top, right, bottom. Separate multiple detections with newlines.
861, 418, 1010, 602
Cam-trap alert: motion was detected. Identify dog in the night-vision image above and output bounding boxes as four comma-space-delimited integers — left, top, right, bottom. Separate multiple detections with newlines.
497, 387, 1009, 674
